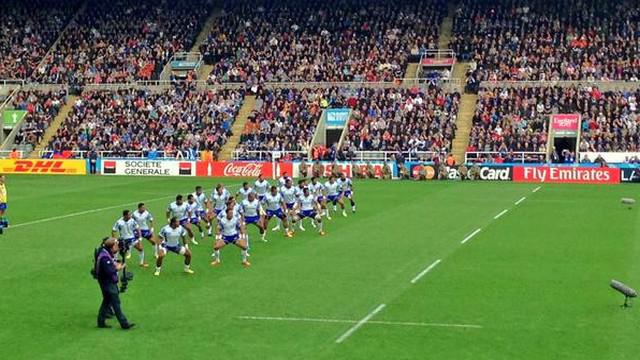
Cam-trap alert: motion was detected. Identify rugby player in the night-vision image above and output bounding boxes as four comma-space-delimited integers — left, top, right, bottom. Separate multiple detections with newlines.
166, 195, 197, 245
112, 210, 147, 267
154, 217, 194, 276
132, 203, 158, 258
292, 187, 325, 235
211, 207, 250, 267
262, 186, 293, 238
191, 186, 212, 236
325, 175, 347, 217
338, 173, 356, 213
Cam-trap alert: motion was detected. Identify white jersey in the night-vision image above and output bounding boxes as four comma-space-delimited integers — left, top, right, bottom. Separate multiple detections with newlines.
191, 192, 208, 211
159, 224, 186, 246
263, 192, 283, 211
298, 194, 317, 211
237, 187, 255, 201
211, 191, 229, 211
278, 176, 290, 187
324, 181, 340, 196
309, 182, 324, 197
254, 179, 270, 195
241, 198, 261, 217
187, 202, 199, 219
217, 203, 242, 221
295, 186, 305, 199
337, 177, 353, 192
168, 201, 190, 220
218, 215, 241, 236
281, 185, 297, 204
113, 217, 139, 239
132, 210, 154, 230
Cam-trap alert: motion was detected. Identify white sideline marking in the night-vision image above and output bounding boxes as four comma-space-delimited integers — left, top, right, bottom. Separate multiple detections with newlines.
12, 184, 242, 229
532, 186, 541, 193
238, 315, 482, 329
515, 196, 526, 205
493, 209, 508, 219
410, 259, 442, 284
11, 195, 173, 228
461, 228, 482, 244
335, 304, 386, 343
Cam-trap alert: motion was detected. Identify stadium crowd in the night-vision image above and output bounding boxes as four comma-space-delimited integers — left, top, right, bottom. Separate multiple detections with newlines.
46, 85, 244, 158
31, 0, 210, 85
200, 0, 445, 84
0, 0, 80, 80
451, 0, 640, 82
11, 89, 68, 149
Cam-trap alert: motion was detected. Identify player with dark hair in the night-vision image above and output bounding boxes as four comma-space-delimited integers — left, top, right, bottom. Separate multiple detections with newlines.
155, 217, 194, 276
112, 210, 147, 267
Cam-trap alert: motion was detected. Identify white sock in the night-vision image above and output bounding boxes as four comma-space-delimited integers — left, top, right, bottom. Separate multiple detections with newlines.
333, 205, 337, 211
246, 234, 250, 251
318, 221, 323, 232
241, 250, 248, 261
139, 250, 145, 264
215, 250, 220, 260
184, 264, 190, 271
153, 245, 158, 257
155, 266, 161, 273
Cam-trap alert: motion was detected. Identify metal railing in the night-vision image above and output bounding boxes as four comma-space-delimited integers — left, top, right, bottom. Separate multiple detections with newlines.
479, 80, 640, 91
465, 151, 548, 164
232, 150, 308, 161
233, 150, 440, 162
0, 150, 25, 159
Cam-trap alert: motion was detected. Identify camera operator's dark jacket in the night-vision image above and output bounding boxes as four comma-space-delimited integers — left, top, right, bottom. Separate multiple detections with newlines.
96, 248, 118, 287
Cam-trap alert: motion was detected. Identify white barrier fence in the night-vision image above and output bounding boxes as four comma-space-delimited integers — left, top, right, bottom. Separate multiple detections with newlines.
465, 151, 548, 164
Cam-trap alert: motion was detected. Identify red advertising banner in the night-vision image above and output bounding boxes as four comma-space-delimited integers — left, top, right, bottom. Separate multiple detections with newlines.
195, 161, 292, 178
421, 58, 455, 67
551, 114, 580, 136
513, 166, 620, 184
294, 162, 389, 178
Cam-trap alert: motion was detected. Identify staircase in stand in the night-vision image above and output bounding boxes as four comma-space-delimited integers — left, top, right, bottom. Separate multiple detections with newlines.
451, 93, 477, 164
29, 95, 76, 158
218, 95, 256, 161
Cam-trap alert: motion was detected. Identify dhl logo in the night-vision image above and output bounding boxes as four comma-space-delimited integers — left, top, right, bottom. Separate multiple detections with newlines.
10, 160, 74, 173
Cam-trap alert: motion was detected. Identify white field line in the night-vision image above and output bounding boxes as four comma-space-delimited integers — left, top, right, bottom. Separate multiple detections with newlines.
493, 209, 508, 219
514, 196, 526, 205
461, 228, 482, 244
410, 259, 442, 284
532, 186, 541, 193
335, 304, 386, 343
12, 184, 242, 229
238, 315, 482, 329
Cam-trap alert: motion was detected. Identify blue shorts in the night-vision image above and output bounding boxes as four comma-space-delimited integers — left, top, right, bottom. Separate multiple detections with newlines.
327, 195, 339, 202
213, 209, 224, 217
179, 218, 189, 226
300, 210, 316, 219
266, 209, 284, 219
316, 196, 324, 203
245, 215, 260, 224
343, 190, 352, 198
196, 210, 207, 218
161, 243, 184, 254
0, 203, 6, 211
190, 217, 200, 224
140, 229, 153, 239
122, 237, 139, 247
223, 234, 240, 244
286, 203, 295, 210
258, 195, 266, 202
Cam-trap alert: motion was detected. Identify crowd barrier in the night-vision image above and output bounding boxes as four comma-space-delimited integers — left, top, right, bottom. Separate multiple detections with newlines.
5, 158, 640, 184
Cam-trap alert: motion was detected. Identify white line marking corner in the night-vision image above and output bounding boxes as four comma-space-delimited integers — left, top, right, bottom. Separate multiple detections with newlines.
335, 304, 386, 343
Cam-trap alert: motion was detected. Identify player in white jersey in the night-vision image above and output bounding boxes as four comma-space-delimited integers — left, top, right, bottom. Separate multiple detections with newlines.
254, 174, 270, 202
210, 184, 229, 219
262, 186, 294, 237
242, 192, 267, 242
112, 210, 147, 267
325, 175, 347, 217
276, 179, 298, 231
295, 179, 306, 199
292, 187, 326, 235
154, 217, 194, 276
216, 198, 242, 222
211, 207, 250, 267
132, 203, 158, 257
309, 176, 329, 219
191, 186, 213, 236
278, 172, 291, 187
187, 194, 206, 241
236, 182, 255, 202
338, 173, 356, 213
166, 195, 197, 245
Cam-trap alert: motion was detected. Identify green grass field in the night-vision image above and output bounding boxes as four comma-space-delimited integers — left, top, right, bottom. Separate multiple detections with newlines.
1, 175, 639, 359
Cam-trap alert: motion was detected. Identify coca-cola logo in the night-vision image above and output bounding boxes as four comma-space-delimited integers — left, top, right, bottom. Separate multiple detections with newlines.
223, 163, 264, 177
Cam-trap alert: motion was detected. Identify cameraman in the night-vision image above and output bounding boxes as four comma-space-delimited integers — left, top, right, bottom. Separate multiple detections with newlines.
95, 237, 135, 329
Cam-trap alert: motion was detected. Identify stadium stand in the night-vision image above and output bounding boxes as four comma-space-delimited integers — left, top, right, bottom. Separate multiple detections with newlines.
0, 0, 80, 80
450, 0, 640, 81
31, 0, 211, 85
45, 85, 244, 158
200, 0, 446, 84
10, 89, 68, 151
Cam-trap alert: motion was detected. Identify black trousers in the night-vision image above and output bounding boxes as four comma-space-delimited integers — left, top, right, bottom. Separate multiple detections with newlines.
89, 161, 97, 174
98, 283, 128, 327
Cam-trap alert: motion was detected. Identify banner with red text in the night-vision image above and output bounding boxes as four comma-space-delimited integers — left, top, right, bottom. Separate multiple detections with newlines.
195, 161, 292, 178
513, 166, 619, 184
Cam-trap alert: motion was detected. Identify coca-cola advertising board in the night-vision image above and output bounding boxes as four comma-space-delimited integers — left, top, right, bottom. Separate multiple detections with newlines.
195, 161, 292, 178
512, 166, 620, 184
